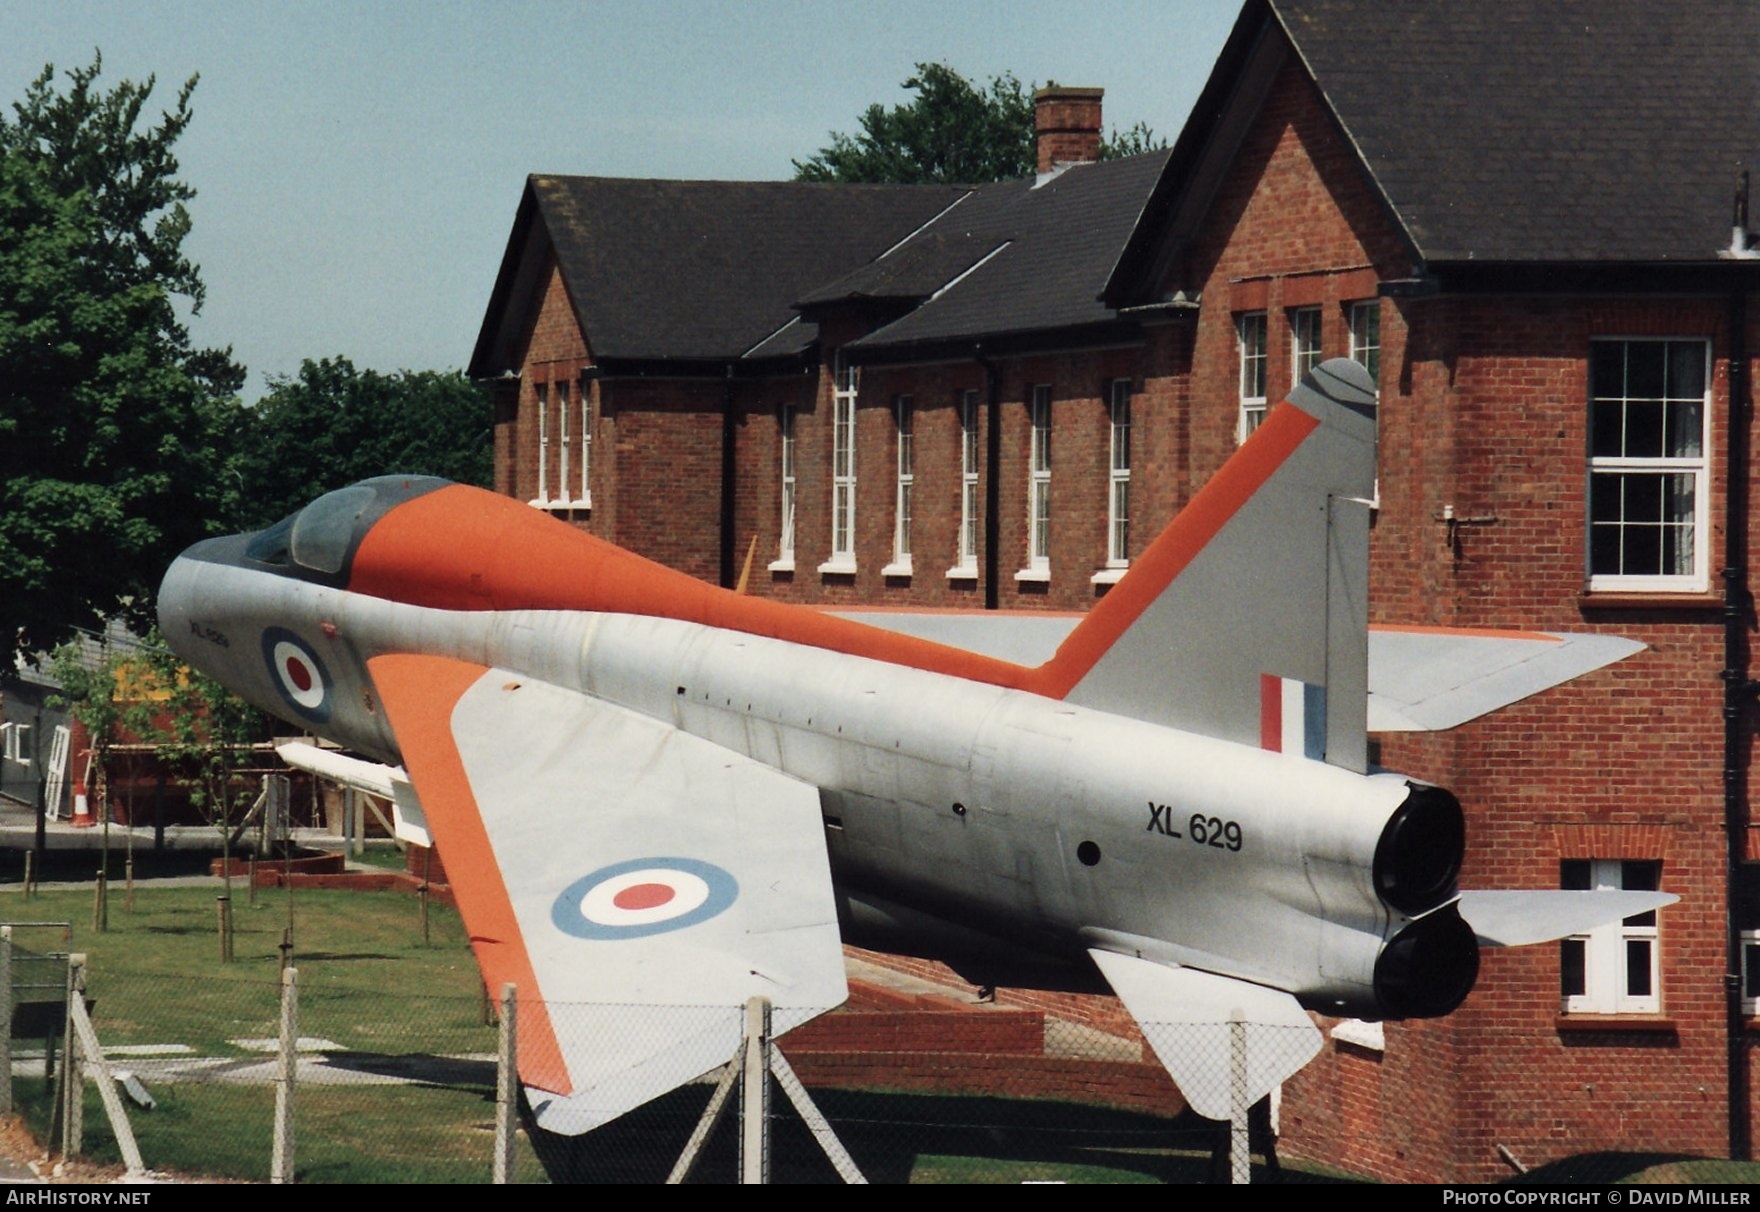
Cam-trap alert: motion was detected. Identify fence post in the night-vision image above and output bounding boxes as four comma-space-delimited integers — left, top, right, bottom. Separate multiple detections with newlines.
216, 896, 233, 963
66, 972, 143, 1175
1228, 1010, 1249, 1185
740, 996, 771, 1185
493, 983, 517, 1184
0, 926, 12, 1115
272, 965, 297, 1184
63, 955, 84, 1158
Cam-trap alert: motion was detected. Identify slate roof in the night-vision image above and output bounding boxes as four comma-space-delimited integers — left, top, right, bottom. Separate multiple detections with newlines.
848, 150, 1173, 356
474, 154, 1172, 373
1274, 0, 1759, 265
470, 177, 966, 373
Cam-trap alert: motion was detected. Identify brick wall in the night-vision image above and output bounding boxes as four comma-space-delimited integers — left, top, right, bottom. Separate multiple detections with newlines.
480, 54, 1760, 1185
1179, 63, 1754, 1182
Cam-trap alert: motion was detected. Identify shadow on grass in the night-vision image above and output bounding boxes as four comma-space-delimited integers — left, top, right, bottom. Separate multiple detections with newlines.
530, 1085, 1365, 1184
313, 1051, 496, 1091
1, 847, 225, 884
1514, 1151, 1759, 1184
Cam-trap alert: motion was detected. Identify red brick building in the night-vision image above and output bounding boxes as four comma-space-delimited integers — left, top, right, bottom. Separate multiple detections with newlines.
468, 0, 1760, 1181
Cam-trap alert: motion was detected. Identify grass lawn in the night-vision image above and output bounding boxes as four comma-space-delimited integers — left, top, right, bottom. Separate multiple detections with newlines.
16, 1079, 551, 1183
0, 881, 483, 1057
0, 879, 534, 1181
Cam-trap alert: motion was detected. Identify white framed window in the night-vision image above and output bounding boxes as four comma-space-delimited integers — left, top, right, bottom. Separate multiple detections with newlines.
1349, 301, 1381, 384
771, 403, 796, 571
1237, 312, 1267, 441
555, 379, 571, 507
576, 384, 592, 507
1588, 339, 1710, 592
951, 388, 979, 578
1, 723, 29, 765
1290, 306, 1322, 383
529, 383, 550, 507
1018, 384, 1052, 579
820, 355, 858, 573
1560, 859, 1662, 1015
885, 396, 914, 576
1743, 929, 1760, 1015
1106, 378, 1131, 568
1350, 301, 1383, 508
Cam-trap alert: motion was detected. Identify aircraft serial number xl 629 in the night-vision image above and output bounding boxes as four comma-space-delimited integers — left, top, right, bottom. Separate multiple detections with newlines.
159, 359, 1669, 1135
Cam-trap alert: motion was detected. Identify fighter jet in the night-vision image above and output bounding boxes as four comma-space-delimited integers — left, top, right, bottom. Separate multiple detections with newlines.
157, 358, 1669, 1136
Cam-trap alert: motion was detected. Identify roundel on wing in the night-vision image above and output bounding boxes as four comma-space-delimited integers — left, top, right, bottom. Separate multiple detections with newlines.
552, 858, 739, 940
260, 627, 332, 723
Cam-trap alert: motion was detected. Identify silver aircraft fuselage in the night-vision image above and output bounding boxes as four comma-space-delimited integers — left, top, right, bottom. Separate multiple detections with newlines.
158, 473, 1475, 1024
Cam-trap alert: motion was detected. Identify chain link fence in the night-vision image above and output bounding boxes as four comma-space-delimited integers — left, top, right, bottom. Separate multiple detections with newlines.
7, 961, 1296, 1183
1, 908, 1755, 1184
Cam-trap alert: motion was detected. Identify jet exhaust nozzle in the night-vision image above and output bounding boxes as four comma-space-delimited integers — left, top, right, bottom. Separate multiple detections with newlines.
1373, 783, 1464, 916
1373, 904, 1480, 1019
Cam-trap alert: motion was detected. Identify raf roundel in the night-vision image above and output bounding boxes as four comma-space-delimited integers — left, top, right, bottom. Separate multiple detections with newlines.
260, 627, 333, 723
552, 858, 738, 940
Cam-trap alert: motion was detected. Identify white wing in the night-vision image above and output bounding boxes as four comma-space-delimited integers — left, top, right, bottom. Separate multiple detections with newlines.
368, 653, 846, 1135
828, 611, 1644, 735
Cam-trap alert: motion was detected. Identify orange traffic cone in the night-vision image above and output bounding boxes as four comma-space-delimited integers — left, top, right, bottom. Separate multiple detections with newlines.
71, 759, 97, 827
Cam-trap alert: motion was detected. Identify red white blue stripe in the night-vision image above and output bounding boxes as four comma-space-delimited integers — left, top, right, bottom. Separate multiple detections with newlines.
1260, 674, 1325, 760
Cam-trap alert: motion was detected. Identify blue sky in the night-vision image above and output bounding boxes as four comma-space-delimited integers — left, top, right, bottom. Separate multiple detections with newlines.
4, 1, 1238, 399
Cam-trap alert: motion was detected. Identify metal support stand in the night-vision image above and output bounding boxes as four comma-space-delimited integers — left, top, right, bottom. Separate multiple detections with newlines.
668, 1061, 740, 1184
666, 999, 865, 1185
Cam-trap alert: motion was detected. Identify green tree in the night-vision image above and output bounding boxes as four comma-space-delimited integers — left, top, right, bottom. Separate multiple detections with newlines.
235, 356, 491, 529
133, 632, 268, 958
1099, 120, 1167, 161
0, 55, 244, 667
48, 634, 133, 925
793, 63, 1166, 184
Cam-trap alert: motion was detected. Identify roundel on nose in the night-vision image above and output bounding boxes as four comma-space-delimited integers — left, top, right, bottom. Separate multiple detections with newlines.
261, 627, 332, 723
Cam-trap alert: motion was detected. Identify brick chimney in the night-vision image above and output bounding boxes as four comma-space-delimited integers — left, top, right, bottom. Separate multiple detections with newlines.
1034, 86, 1104, 173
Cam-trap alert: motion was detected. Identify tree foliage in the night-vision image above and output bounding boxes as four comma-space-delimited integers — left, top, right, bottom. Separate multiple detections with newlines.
234, 356, 491, 529
0, 55, 244, 667
793, 62, 1166, 184
130, 630, 269, 905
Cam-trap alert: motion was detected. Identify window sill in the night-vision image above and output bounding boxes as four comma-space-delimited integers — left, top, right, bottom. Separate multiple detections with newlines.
1579, 591, 1719, 611
529, 497, 591, 511
1554, 1014, 1677, 1034
1014, 566, 1051, 584
1090, 565, 1127, 585
817, 558, 858, 577
881, 560, 913, 579
766, 558, 795, 574
945, 565, 978, 582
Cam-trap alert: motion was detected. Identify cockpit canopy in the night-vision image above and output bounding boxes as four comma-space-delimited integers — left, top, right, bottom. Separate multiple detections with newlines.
245, 476, 450, 583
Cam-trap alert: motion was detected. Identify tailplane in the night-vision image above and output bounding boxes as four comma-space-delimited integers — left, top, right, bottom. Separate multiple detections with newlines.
1043, 358, 1379, 772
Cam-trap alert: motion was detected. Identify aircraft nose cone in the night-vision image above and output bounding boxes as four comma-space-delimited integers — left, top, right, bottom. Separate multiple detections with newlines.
156, 533, 249, 665
156, 551, 202, 660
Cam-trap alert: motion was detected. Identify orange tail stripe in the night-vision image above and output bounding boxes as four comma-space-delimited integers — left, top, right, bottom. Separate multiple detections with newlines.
366, 653, 572, 1096
350, 402, 1317, 704
1036, 403, 1319, 697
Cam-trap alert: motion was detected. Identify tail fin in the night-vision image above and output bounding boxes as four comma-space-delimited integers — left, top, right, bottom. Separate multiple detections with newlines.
1042, 358, 1378, 772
